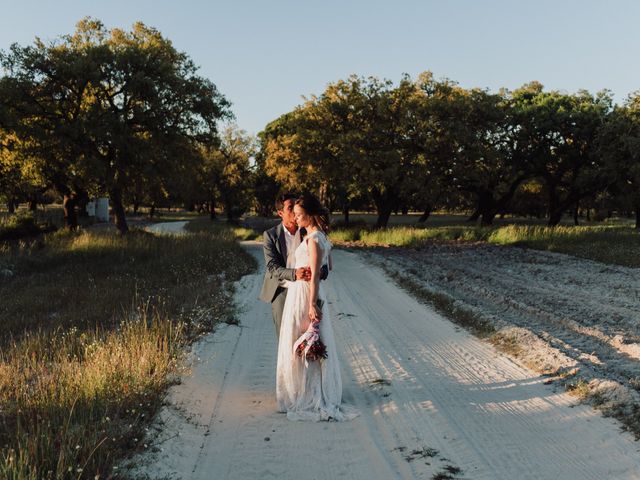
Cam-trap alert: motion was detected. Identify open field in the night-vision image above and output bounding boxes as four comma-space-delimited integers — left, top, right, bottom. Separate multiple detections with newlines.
362, 242, 640, 438
0, 222, 256, 479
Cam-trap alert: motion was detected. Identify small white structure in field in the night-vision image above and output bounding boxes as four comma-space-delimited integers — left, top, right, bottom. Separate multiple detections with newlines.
85, 200, 96, 217
95, 197, 109, 222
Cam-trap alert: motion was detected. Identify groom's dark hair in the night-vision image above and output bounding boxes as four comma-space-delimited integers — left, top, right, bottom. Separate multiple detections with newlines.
275, 192, 298, 212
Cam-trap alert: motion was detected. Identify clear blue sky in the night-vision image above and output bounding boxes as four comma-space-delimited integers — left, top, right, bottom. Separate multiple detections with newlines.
2, 0, 639, 135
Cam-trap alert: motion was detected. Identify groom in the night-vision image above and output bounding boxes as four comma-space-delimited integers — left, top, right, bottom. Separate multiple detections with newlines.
260, 193, 327, 337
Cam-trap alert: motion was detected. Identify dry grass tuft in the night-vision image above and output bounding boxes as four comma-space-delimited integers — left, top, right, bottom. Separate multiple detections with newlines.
0, 223, 256, 478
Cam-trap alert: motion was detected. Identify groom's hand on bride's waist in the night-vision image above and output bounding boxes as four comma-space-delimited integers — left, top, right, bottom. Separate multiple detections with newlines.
295, 267, 311, 281
296, 265, 329, 281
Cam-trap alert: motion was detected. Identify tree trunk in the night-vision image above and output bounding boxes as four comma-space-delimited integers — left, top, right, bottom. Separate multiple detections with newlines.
635, 204, 640, 229
547, 190, 562, 226
149, 203, 156, 219
110, 190, 128, 234
467, 209, 480, 222
573, 200, 579, 226
548, 209, 563, 226
548, 192, 583, 227
7, 200, 16, 214
224, 196, 236, 223
477, 191, 496, 227
372, 188, 398, 229
76, 190, 89, 219
342, 202, 350, 226
63, 193, 78, 230
28, 199, 38, 211
401, 205, 409, 215
480, 211, 495, 226
375, 204, 393, 229
210, 194, 217, 220
418, 205, 432, 223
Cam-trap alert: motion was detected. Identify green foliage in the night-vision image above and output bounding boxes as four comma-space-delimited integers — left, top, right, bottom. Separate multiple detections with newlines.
509, 85, 615, 225
258, 72, 640, 227
199, 125, 256, 221
0, 17, 231, 232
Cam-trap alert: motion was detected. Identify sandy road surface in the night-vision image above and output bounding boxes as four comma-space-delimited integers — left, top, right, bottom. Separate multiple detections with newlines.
366, 244, 640, 415
131, 238, 640, 479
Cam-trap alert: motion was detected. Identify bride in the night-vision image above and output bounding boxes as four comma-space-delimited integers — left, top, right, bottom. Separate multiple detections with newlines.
276, 193, 359, 422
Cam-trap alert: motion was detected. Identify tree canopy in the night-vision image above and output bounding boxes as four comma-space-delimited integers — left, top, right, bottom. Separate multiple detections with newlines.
0, 17, 231, 232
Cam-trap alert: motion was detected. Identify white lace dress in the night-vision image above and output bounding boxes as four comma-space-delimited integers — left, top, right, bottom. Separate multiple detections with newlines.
276, 230, 359, 421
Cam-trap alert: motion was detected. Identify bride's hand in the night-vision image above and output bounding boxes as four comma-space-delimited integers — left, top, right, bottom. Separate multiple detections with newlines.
309, 303, 322, 324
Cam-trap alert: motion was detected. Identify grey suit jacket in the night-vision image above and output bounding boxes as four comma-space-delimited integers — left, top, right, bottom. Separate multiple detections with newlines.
259, 223, 296, 303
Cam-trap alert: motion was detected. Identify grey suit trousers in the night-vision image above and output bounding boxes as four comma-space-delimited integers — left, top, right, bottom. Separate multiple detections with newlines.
271, 287, 288, 338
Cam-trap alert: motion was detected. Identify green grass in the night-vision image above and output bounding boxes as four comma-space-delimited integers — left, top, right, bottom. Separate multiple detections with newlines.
138, 208, 200, 222
331, 226, 491, 246
186, 216, 263, 241
331, 223, 639, 268
0, 224, 256, 479
486, 224, 640, 267
0, 212, 56, 241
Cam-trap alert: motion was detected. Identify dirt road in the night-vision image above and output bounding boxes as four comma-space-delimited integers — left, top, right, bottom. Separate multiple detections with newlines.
131, 238, 640, 479
365, 243, 640, 419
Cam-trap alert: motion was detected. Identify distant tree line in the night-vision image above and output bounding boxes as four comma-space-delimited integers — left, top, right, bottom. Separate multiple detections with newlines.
259, 73, 640, 228
2, 20, 640, 232
0, 18, 256, 234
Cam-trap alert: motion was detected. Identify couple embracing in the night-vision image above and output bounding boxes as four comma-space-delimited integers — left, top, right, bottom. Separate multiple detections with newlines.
259, 193, 359, 422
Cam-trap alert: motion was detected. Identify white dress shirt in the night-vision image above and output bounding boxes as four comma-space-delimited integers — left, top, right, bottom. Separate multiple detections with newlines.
281, 226, 301, 288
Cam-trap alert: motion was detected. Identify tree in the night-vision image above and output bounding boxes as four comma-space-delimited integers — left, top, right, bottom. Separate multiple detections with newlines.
511, 84, 614, 226
351, 75, 427, 228
451, 88, 534, 226
597, 95, 640, 228
201, 125, 256, 222
0, 130, 51, 213
0, 18, 231, 233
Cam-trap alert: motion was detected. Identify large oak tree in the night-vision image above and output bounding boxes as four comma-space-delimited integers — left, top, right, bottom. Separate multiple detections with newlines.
0, 18, 231, 233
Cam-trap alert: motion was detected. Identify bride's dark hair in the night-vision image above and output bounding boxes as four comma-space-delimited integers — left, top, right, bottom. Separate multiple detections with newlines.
295, 192, 330, 233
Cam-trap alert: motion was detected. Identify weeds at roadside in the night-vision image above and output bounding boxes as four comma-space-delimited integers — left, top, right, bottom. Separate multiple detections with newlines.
566, 379, 591, 399
432, 465, 464, 480
0, 223, 256, 478
404, 447, 439, 462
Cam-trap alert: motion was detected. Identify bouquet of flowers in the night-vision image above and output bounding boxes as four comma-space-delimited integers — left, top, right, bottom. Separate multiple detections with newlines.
293, 300, 328, 363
